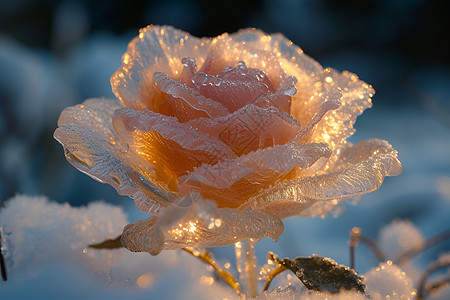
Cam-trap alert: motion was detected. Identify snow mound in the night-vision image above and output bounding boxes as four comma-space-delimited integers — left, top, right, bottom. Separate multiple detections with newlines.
378, 220, 424, 260
0, 195, 127, 276
365, 262, 416, 299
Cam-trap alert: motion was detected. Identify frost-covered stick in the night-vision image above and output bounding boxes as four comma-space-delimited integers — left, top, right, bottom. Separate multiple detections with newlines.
235, 240, 258, 297
262, 265, 287, 291
424, 276, 450, 297
396, 229, 450, 265
182, 247, 242, 296
349, 227, 362, 269
416, 257, 450, 299
0, 230, 7, 281
348, 227, 386, 268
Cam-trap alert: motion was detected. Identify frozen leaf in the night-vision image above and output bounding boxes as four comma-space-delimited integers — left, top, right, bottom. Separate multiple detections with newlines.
269, 253, 365, 294
89, 236, 122, 249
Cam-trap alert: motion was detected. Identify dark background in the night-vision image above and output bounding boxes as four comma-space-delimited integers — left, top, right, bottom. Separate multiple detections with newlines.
1, 0, 449, 207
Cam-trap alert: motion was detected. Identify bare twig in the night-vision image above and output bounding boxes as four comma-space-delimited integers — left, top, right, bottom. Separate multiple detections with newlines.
349, 227, 361, 270
182, 247, 242, 296
425, 276, 450, 297
348, 227, 386, 270
262, 265, 287, 292
396, 229, 450, 265
416, 258, 450, 299
0, 231, 7, 281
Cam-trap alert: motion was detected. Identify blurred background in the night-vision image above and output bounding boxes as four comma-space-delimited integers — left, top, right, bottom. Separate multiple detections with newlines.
1, 0, 449, 274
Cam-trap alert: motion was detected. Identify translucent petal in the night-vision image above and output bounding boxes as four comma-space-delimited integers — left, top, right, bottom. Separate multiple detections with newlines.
199, 31, 288, 87
228, 28, 324, 103
187, 104, 302, 155
54, 98, 177, 215
111, 25, 211, 111
310, 69, 374, 157
240, 139, 402, 218
177, 142, 331, 208
153, 71, 229, 122
113, 108, 236, 185
121, 198, 284, 255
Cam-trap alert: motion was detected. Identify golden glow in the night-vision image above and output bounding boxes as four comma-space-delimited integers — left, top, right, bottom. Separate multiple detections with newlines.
200, 275, 215, 286
137, 272, 155, 288
188, 220, 198, 233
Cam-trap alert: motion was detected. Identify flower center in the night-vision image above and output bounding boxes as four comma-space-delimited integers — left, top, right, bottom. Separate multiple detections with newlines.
179, 57, 298, 113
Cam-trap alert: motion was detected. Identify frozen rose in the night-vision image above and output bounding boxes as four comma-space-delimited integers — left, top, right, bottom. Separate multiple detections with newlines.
55, 26, 402, 255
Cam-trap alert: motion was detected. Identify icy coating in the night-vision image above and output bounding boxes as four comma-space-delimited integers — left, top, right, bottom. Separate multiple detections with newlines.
54, 25, 402, 254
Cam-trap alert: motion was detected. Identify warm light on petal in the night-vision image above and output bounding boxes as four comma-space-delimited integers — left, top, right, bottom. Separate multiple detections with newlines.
111, 25, 211, 111
241, 139, 401, 218
54, 98, 177, 215
178, 142, 331, 208
121, 198, 284, 255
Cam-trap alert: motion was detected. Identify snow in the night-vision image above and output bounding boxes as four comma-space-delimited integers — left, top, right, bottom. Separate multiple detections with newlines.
2, 195, 447, 299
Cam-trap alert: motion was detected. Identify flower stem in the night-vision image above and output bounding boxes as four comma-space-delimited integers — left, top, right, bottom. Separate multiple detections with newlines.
235, 240, 258, 297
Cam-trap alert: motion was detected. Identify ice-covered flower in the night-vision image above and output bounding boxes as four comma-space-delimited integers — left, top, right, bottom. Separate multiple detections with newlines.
54, 25, 402, 255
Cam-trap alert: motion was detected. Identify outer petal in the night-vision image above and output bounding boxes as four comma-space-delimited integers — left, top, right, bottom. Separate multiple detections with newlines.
310, 69, 375, 170
111, 25, 210, 111
177, 142, 331, 208
54, 98, 178, 215
121, 198, 284, 255
241, 139, 402, 218
227, 28, 324, 117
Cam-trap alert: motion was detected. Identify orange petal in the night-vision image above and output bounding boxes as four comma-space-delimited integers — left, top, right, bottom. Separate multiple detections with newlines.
113, 108, 236, 189
178, 142, 331, 208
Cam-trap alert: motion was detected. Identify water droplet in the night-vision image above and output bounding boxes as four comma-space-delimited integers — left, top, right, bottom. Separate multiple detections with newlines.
118, 143, 129, 153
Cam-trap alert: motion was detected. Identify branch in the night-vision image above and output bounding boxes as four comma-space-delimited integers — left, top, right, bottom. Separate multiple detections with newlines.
262, 265, 287, 292
0, 231, 7, 281
348, 227, 386, 270
416, 258, 450, 299
182, 247, 242, 296
396, 229, 450, 265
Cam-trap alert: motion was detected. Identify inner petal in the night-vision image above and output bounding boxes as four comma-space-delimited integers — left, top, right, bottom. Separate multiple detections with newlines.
191, 70, 271, 112
183, 58, 288, 112
187, 104, 302, 155
153, 72, 229, 122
